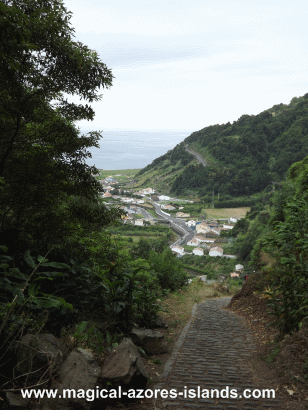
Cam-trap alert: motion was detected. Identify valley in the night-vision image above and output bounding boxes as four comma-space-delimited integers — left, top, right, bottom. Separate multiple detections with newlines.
2, 2, 308, 407
96, 169, 251, 283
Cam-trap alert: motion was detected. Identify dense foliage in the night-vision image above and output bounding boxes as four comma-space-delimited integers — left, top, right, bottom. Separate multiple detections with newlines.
0, 0, 120, 251
137, 144, 194, 176
0, 0, 188, 390
230, 156, 308, 335
181, 254, 238, 280
136, 95, 308, 199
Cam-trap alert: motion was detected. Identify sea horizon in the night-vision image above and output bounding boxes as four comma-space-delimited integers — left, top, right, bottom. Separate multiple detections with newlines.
79, 127, 195, 170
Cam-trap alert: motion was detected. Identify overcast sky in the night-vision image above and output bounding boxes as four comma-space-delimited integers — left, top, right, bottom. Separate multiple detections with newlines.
64, 0, 308, 131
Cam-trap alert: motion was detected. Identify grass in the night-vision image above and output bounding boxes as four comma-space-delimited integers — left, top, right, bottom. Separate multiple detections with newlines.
183, 245, 195, 252
112, 234, 163, 243
266, 345, 282, 364
146, 208, 158, 218
159, 279, 242, 345
140, 202, 154, 209
152, 359, 162, 365
97, 169, 140, 177
202, 207, 251, 219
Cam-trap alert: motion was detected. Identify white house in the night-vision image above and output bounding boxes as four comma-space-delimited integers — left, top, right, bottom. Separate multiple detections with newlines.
135, 219, 144, 226
165, 205, 176, 211
205, 227, 220, 237
122, 197, 134, 203
193, 247, 204, 256
235, 264, 244, 271
229, 217, 238, 223
223, 224, 235, 230
160, 203, 174, 210
196, 222, 210, 234
209, 246, 224, 257
134, 191, 146, 197
187, 238, 199, 246
194, 235, 208, 243
171, 245, 185, 255
142, 187, 155, 194
201, 238, 216, 243
158, 195, 170, 201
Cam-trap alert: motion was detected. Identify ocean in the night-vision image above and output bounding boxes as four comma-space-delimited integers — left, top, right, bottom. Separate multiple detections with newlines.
79, 128, 194, 170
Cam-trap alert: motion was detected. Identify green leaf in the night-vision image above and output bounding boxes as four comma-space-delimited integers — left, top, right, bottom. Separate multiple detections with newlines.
106, 331, 112, 345
28, 284, 38, 297
24, 250, 36, 269
41, 261, 70, 269
137, 346, 148, 358
75, 321, 87, 335
13, 288, 25, 305
0, 255, 12, 261
31, 297, 61, 309
56, 297, 73, 310
37, 255, 48, 264
8, 268, 27, 280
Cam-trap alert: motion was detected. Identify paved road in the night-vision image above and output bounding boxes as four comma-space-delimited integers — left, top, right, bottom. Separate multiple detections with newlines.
155, 297, 284, 409
138, 207, 154, 220
185, 146, 207, 167
152, 202, 194, 246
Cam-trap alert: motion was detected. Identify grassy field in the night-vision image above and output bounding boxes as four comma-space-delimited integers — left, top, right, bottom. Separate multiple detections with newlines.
96, 169, 140, 180
112, 235, 163, 243
202, 207, 250, 219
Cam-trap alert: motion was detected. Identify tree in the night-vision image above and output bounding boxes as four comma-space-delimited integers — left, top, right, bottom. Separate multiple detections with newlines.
0, 0, 121, 249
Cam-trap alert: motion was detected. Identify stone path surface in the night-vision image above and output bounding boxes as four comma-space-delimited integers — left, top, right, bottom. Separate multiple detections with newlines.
155, 297, 284, 409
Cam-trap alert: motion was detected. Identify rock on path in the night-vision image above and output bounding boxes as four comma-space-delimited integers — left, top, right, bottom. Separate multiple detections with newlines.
155, 297, 284, 409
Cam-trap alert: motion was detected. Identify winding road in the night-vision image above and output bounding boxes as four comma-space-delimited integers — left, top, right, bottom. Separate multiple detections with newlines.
147, 145, 208, 245
185, 145, 207, 167
152, 202, 194, 246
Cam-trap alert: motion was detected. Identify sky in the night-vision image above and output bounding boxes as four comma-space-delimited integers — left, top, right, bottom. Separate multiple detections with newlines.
64, 0, 308, 131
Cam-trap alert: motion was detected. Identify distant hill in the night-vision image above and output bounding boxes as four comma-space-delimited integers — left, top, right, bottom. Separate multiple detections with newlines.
134, 94, 308, 202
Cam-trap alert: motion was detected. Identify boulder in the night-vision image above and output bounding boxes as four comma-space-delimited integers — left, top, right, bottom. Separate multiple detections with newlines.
131, 328, 168, 355
199, 275, 207, 282
47, 348, 100, 410
15, 334, 69, 381
152, 315, 169, 329
99, 338, 148, 390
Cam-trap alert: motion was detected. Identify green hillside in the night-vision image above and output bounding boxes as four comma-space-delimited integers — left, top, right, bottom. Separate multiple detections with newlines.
229, 154, 308, 334
134, 94, 308, 202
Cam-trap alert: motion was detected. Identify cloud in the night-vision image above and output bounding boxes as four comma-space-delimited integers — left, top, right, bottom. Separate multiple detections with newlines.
64, 0, 308, 130
66, 0, 301, 36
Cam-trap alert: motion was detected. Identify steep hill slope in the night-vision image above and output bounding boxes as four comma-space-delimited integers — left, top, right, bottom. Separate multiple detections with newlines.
134, 94, 308, 201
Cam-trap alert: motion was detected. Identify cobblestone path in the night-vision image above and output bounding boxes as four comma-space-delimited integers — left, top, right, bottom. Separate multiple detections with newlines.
155, 297, 284, 409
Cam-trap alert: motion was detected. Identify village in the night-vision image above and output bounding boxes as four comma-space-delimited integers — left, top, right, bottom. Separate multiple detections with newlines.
98, 175, 245, 279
